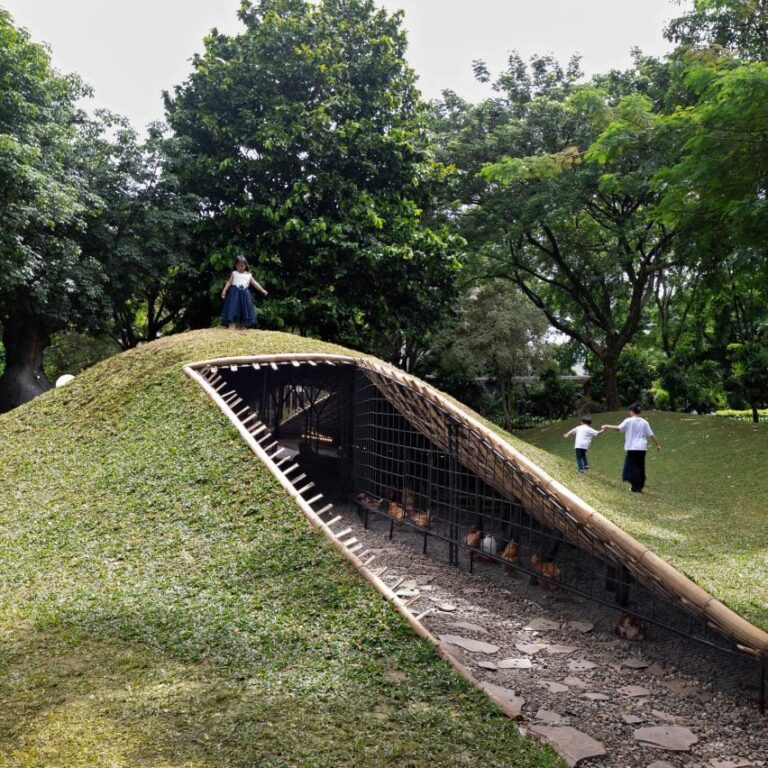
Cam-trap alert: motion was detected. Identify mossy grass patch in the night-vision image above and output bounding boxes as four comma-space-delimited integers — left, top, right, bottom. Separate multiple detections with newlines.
515, 411, 768, 633
0, 330, 561, 767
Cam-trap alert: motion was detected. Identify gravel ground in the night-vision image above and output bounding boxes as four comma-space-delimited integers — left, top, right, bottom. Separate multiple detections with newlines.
330, 503, 768, 768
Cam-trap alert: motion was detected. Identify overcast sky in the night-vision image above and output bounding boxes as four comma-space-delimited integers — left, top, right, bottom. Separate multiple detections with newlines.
2, 0, 689, 132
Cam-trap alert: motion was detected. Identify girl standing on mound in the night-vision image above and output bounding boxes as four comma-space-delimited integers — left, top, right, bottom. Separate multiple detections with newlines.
221, 256, 268, 329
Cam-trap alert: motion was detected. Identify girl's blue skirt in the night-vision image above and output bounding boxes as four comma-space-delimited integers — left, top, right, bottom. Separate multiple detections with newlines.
222, 286, 257, 326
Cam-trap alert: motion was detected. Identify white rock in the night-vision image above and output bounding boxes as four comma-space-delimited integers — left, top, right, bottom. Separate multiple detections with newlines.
524, 618, 561, 631
438, 635, 499, 654
568, 659, 597, 672
516, 642, 548, 655
450, 621, 489, 635
497, 657, 534, 669
634, 726, 699, 751
546, 645, 579, 655
538, 680, 570, 693
535, 708, 567, 724
568, 620, 595, 633
618, 685, 651, 697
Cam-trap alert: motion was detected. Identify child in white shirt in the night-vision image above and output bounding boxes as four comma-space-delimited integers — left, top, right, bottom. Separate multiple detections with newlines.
563, 417, 604, 473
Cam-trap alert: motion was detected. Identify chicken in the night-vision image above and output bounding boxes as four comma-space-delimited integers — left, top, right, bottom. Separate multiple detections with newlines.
465, 526, 482, 549
614, 613, 645, 641
541, 560, 561, 586
388, 501, 407, 523
475, 533, 498, 562
501, 537, 519, 575
410, 510, 431, 528
530, 553, 560, 589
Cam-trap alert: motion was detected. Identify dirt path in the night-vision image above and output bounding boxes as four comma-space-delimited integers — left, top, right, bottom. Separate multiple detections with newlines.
333, 503, 767, 768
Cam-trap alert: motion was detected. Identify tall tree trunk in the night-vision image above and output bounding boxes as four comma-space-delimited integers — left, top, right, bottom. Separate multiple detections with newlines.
602, 356, 621, 412
0, 317, 52, 413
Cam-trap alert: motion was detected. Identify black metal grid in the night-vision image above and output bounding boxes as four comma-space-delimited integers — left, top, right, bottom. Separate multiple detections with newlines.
349, 369, 765, 708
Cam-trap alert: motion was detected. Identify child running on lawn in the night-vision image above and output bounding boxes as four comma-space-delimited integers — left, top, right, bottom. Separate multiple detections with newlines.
563, 417, 604, 473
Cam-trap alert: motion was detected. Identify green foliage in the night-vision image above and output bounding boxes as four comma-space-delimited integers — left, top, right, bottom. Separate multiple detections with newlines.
665, 0, 768, 61
0, 12, 198, 408
528, 367, 580, 420
727, 338, 768, 418
615, 346, 657, 406
42, 331, 120, 381
0, 9, 101, 331
76, 119, 201, 348
652, 61, 768, 248
585, 346, 657, 409
435, 281, 550, 428
714, 407, 768, 422
433, 54, 677, 410
656, 352, 727, 412
165, 0, 460, 360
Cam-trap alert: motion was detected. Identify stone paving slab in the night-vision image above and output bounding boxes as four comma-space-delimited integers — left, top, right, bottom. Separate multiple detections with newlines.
529, 725, 607, 767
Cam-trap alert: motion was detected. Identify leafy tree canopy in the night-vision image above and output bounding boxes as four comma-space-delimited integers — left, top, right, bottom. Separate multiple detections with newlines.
431, 54, 678, 409
164, 0, 460, 361
0, 10, 110, 410
666, 0, 768, 61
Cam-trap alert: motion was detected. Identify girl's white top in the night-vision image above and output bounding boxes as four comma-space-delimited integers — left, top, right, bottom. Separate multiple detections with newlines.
618, 417, 654, 450
573, 424, 600, 449
231, 270, 251, 288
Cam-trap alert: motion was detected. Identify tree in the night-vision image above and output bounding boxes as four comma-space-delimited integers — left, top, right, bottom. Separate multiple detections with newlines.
434, 54, 678, 409
528, 367, 580, 421
0, 11, 107, 411
666, 0, 768, 61
621, 53, 768, 402
164, 0, 459, 358
436, 281, 550, 429
76, 118, 200, 349
728, 337, 768, 420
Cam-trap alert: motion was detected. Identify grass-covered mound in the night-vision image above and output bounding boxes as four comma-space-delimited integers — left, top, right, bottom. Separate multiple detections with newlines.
0, 330, 560, 768
515, 412, 768, 633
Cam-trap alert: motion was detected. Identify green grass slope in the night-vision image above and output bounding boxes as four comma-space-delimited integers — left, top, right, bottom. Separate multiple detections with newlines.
515, 412, 768, 633
0, 330, 560, 768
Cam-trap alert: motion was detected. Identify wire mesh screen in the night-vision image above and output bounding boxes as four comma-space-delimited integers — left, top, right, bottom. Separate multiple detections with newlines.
351, 369, 747, 655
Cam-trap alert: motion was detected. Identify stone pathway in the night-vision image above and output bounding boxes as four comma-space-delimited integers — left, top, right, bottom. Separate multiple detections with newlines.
334, 504, 768, 768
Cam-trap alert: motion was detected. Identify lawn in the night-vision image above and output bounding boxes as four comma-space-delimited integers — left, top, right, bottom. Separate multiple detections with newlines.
0, 330, 560, 768
512, 411, 768, 633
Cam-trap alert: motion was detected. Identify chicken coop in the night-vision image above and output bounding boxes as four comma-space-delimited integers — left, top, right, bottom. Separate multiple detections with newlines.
188, 353, 767, 710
